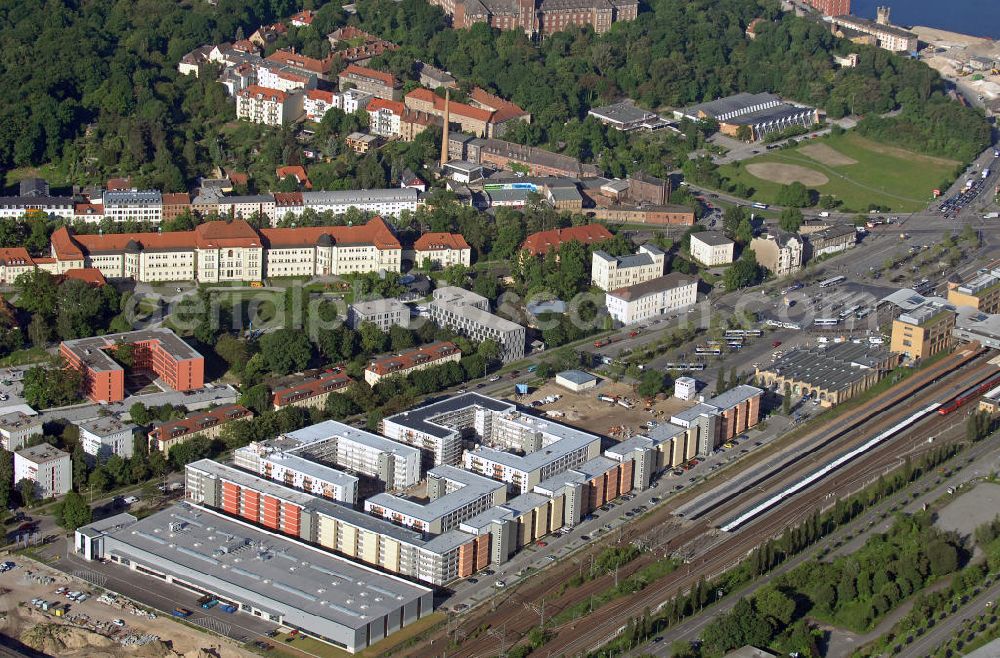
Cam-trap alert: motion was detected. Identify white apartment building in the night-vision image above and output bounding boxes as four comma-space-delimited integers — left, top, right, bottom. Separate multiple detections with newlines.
364, 341, 462, 387
235, 420, 421, 491
304, 89, 339, 121
102, 190, 162, 224
0, 196, 75, 220
78, 416, 136, 463
14, 444, 72, 499
348, 298, 411, 332
591, 243, 665, 291
413, 233, 471, 269
215, 195, 277, 224
689, 232, 735, 267
0, 412, 42, 452
255, 63, 315, 93
367, 99, 405, 137
605, 273, 699, 325
365, 465, 506, 534
303, 189, 418, 218
750, 232, 803, 278
429, 287, 525, 363
236, 85, 304, 126
342, 89, 373, 114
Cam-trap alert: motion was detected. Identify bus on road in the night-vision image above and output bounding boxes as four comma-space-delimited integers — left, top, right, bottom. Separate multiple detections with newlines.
819, 276, 846, 288
814, 318, 839, 327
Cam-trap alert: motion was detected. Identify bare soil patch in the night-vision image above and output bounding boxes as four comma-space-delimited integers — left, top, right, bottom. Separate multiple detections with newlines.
745, 163, 830, 186
799, 142, 858, 167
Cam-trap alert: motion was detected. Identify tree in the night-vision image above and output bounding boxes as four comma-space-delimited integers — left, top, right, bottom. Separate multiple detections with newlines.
359, 322, 388, 355
637, 370, 668, 397
14, 269, 58, 317
17, 477, 35, 504
724, 250, 763, 291
239, 384, 271, 415
215, 334, 249, 373
735, 125, 752, 142
389, 325, 414, 352
927, 539, 959, 576
0, 448, 12, 512
723, 205, 749, 240
325, 392, 359, 420
71, 444, 87, 492
259, 329, 312, 374
777, 182, 812, 208
57, 491, 92, 530
755, 586, 796, 627
779, 207, 803, 233
129, 402, 150, 426
23, 363, 83, 409
27, 314, 50, 347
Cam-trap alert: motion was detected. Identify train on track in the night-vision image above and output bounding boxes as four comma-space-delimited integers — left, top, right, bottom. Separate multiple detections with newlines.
719, 403, 942, 532
937, 371, 1000, 415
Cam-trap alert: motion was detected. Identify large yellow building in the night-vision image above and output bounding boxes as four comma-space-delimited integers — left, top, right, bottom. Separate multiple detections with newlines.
890, 302, 956, 362
947, 271, 1000, 314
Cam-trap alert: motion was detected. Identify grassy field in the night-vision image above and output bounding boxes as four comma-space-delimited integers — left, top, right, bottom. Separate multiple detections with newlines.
719, 133, 962, 212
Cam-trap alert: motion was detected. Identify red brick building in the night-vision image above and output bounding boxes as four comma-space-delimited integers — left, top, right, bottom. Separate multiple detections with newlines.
805, 0, 850, 16
60, 328, 205, 403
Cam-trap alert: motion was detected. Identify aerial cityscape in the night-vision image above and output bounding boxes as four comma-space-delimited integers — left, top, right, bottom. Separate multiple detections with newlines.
0, 0, 999, 657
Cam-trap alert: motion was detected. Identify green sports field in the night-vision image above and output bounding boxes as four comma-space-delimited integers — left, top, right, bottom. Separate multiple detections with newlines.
719, 133, 962, 212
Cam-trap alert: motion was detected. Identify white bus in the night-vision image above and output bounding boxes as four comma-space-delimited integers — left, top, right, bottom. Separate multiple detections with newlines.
819, 276, 846, 288
838, 305, 859, 320
815, 318, 840, 327
695, 347, 723, 356
752, 202, 768, 210
724, 329, 763, 338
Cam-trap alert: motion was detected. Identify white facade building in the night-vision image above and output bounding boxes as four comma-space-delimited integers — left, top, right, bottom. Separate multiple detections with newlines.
78, 417, 136, 462
689, 232, 736, 267
429, 287, 525, 363
591, 244, 665, 291
674, 376, 697, 401
0, 412, 42, 452
605, 273, 699, 325
14, 444, 72, 499
102, 190, 162, 224
348, 298, 411, 332
236, 85, 304, 126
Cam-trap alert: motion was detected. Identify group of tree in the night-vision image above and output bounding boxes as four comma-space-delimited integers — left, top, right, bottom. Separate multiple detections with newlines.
701, 513, 963, 655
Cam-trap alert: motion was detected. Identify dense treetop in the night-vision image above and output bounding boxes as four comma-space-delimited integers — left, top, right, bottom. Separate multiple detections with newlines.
0, 0, 989, 187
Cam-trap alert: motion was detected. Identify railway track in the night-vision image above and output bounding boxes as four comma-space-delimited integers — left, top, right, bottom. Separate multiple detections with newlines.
404, 349, 993, 658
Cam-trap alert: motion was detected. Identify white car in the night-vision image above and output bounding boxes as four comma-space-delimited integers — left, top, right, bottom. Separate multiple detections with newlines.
495, 580, 506, 588
488, 375, 501, 382
112, 619, 125, 627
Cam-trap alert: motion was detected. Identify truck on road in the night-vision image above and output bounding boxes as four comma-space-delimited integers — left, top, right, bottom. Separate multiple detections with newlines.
985, 212, 999, 219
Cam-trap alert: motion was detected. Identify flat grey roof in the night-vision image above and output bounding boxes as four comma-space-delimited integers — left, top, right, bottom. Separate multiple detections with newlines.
683, 92, 780, 119
350, 298, 408, 316
61, 328, 203, 373
384, 393, 513, 440
588, 100, 658, 124
15, 443, 67, 463
672, 402, 717, 424
261, 450, 360, 490
103, 190, 162, 205
760, 343, 889, 390
607, 272, 698, 301
487, 188, 531, 203
284, 420, 420, 460
465, 411, 600, 474
0, 411, 41, 432
77, 416, 136, 437
593, 250, 657, 269
707, 384, 763, 411
556, 370, 596, 385
76, 512, 137, 539
365, 465, 503, 524
691, 231, 735, 247
87, 504, 430, 630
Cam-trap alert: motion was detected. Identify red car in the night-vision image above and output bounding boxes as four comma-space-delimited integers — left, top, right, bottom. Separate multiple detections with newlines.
772, 340, 782, 348
628, 331, 639, 338
536, 541, 547, 547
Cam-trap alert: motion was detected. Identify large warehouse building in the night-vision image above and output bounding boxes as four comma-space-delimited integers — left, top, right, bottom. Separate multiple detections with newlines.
74, 505, 433, 654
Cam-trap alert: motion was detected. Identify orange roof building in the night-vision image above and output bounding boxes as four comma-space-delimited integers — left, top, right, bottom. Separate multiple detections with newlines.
46, 217, 403, 283
272, 368, 352, 410
60, 268, 107, 287
148, 404, 253, 454
276, 165, 313, 189
405, 88, 528, 138
266, 49, 334, 79
0, 248, 37, 284
413, 232, 472, 268
364, 342, 462, 386
520, 224, 613, 256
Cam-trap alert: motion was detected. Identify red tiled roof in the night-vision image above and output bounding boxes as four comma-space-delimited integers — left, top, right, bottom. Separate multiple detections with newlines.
276, 165, 312, 190
161, 193, 190, 206
74, 203, 104, 216
61, 268, 107, 287
233, 39, 257, 52
193, 220, 262, 248
289, 9, 315, 25
148, 404, 253, 441
366, 342, 460, 377
106, 177, 132, 191
340, 64, 397, 88
469, 87, 528, 123
51, 227, 84, 261
260, 216, 400, 250
272, 369, 352, 407
273, 192, 303, 206
0, 248, 34, 267
367, 98, 405, 115
520, 224, 613, 256
224, 170, 249, 187
405, 88, 493, 123
306, 89, 337, 103
266, 49, 332, 75
238, 85, 289, 103
414, 232, 470, 252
